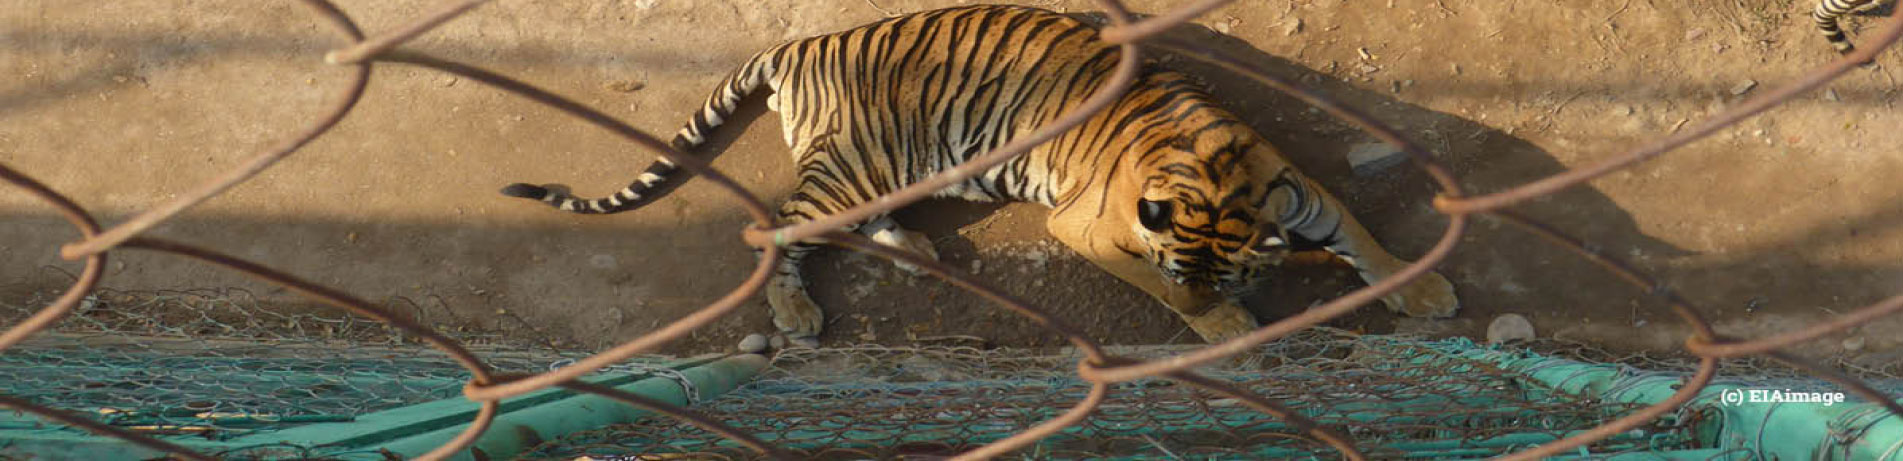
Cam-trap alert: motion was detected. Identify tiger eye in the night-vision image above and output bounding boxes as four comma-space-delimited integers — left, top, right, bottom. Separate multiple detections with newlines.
1137, 199, 1174, 232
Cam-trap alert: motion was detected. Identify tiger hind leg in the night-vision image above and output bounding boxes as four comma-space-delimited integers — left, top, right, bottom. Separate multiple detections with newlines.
764, 199, 858, 347
765, 214, 934, 347
764, 239, 828, 347
764, 147, 932, 345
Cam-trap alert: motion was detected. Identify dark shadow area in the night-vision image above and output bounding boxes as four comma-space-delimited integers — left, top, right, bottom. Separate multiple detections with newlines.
1100, 16, 1903, 355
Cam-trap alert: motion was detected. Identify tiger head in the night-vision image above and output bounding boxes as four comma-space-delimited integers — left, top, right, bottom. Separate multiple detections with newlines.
1126, 124, 1299, 293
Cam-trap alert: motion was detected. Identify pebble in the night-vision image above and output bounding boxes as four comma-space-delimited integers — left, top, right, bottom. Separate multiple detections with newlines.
1486, 314, 1536, 344
1345, 142, 1407, 176
1729, 79, 1757, 96
1844, 336, 1867, 352
768, 335, 786, 349
604, 80, 646, 93
1825, 88, 1842, 102
739, 334, 768, 354
1282, 18, 1303, 36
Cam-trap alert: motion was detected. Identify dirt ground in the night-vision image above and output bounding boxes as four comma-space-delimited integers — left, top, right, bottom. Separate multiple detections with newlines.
4, 0, 1901, 366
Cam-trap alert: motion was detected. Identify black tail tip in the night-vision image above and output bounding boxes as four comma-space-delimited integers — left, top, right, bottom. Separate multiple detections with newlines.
500, 183, 548, 199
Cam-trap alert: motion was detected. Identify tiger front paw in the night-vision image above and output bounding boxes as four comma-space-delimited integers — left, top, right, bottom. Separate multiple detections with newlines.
1381, 271, 1460, 318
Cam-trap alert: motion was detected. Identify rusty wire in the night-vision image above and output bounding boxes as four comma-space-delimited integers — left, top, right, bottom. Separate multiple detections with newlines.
3, 0, 1902, 459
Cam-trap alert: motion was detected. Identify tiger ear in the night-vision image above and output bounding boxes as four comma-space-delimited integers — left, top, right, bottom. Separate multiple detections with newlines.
1137, 199, 1173, 232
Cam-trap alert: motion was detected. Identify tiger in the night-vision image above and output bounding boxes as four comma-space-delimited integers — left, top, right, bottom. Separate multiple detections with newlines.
500, 5, 1459, 345
1815, 0, 1885, 57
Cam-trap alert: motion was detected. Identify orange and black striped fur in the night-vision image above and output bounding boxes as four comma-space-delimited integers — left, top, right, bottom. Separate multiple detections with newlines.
502, 5, 1458, 344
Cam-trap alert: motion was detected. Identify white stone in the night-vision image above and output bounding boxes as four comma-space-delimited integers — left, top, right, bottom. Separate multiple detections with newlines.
1843, 336, 1867, 352
739, 334, 769, 354
1487, 314, 1536, 344
1345, 142, 1407, 176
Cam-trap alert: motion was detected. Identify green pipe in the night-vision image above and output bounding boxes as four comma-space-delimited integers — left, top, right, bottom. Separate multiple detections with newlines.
1078, 429, 1681, 460
1420, 337, 1903, 461
373, 353, 767, 461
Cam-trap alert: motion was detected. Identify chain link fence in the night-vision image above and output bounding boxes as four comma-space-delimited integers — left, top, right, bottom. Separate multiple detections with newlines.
5, 0, 1903, 459
0, 284, 685, 460
522, 333, 1690, 460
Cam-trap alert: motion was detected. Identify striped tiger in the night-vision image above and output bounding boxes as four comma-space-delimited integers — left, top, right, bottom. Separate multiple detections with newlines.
501, 5, 1458, 344
1815, 0, 1885, 57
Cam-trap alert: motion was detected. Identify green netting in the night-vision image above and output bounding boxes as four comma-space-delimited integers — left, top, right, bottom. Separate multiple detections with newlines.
523, 331, 1696, 460
0, 285, 680, 460
7, 284, 1902, 460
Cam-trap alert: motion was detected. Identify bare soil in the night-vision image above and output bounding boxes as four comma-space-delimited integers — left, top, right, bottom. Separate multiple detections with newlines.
4, 0, 1901, 367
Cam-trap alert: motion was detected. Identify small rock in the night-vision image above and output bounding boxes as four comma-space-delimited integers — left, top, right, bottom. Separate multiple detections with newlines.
788, 335, 819, 349
1729, 79, 1757, 96
604, 80, 646, 92
1825, 88, 1842, 102
1844, 336, 1867, 352
1684, 28, 1706, 41
970, 260, 984, 274
1613, 105, 1633, 116
438, 76, 458, 87
1213, 20, 1233, 35
768, 335, 786, 349
1487, 314, 1536, 344
858, 331, 878, 342
1282, 18, 1303, 36
739, 334, 769, 353
1345, 142, 1407, 176
634, 0, 657, 9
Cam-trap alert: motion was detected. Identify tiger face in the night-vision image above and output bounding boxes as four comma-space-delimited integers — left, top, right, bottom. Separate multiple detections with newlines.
1127, 130, 1296, 293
